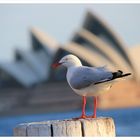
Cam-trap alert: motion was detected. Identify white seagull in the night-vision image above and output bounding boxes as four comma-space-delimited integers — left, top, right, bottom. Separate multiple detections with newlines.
52, 54, 131, 119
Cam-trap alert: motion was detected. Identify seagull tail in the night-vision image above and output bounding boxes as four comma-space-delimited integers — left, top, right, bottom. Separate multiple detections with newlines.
112, 70, 131, 80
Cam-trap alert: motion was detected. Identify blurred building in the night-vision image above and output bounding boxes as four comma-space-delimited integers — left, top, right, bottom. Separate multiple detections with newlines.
0, 11, 140, 116
0, 28, 59, 88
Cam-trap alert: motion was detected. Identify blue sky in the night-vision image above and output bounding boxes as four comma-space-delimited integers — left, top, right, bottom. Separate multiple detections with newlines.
0, 4, 140, 61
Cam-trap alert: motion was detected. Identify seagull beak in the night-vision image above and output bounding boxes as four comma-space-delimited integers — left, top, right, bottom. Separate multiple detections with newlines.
52, 62, 62, 68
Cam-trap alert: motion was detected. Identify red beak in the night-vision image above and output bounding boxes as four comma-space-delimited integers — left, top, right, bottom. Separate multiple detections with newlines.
52, 62, 62, 68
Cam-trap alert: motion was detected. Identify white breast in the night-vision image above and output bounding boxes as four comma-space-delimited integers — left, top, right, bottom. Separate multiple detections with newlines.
66, 67, 76, 85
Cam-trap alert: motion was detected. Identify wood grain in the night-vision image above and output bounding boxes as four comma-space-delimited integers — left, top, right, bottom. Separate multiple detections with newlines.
14, 117, 115, 137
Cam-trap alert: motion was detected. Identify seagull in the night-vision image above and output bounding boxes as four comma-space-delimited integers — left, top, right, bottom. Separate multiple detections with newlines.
52, 54, 131, 119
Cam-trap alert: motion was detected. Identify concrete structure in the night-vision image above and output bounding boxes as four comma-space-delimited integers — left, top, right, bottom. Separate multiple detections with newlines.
0, 27, 59, 88
82, 11, 135, 72
72, 29, 133, 74
0, 61, 39, 88
128, 46, 140, 82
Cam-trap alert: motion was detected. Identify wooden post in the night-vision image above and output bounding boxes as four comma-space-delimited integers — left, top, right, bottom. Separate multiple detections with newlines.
13, 117, 116, 137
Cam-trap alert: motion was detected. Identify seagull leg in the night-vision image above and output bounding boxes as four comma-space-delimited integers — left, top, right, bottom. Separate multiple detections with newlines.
93, 96, 97, 118
72, 96, 87, 120
80, 96, 87, 118
86, 96, 98, 118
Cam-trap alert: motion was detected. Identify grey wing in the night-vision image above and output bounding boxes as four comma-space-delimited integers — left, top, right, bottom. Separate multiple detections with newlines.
69, 66, 113, 89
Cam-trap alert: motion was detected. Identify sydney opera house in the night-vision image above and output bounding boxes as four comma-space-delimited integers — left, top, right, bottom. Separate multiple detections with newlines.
0, 11, 140, 116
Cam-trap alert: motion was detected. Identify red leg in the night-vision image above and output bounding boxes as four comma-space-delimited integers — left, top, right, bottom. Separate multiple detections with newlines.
93, 96, 97, 118
72, 96, 87, 120
81, 96, 86, 118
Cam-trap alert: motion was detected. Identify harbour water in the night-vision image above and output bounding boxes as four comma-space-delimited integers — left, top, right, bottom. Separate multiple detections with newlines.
0, 107, 140, 136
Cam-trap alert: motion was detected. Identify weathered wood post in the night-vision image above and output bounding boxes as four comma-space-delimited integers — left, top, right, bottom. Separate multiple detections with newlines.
13, 117, 116, 136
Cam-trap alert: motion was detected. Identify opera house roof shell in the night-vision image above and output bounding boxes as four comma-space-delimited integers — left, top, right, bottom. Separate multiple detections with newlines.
0, 11, 139, 88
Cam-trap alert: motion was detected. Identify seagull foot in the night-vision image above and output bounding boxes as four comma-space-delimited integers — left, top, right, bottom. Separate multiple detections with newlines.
72, 115, 87, 120
86, 115, 96, 119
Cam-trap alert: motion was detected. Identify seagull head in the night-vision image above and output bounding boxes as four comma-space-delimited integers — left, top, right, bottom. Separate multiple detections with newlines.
52, 54, 82, 68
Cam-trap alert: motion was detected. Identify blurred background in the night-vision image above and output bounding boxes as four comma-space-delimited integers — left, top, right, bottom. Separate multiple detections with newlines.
0, 4, 140, 136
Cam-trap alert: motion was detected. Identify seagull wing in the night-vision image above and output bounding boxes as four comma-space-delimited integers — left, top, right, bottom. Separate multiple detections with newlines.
69, 66, 113, 90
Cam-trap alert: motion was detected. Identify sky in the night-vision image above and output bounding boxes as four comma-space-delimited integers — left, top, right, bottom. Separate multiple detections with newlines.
0, 4, 140, 61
